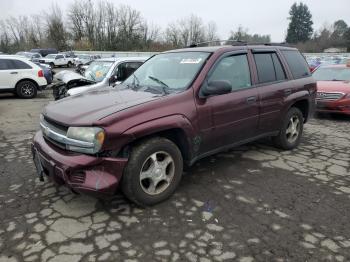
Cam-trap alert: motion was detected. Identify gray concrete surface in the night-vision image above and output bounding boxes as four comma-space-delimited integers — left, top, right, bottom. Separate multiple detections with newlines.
0, 88, 350, 262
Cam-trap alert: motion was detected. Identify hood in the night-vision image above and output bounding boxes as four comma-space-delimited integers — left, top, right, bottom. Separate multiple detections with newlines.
54, 70, 94, 85
317, 81, 350, 94
43, 88, 163, 125
67, 81, 108, 96
43, 58, 54, 62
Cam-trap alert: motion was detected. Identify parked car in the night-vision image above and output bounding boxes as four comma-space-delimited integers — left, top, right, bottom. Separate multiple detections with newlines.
39, 54, 74, 68
313, 62, 350, 115
0, 55, 47, 98
75, 60, 93, 75
52, 57, 147, 100
74, 54, 95, 67
16, 52, 43, 63
30, 48, 58, 57
34, 62, 53, 85
32, 43, 316, 205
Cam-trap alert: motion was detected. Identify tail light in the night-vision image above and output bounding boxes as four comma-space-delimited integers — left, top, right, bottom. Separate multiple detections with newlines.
38, 70, 44, 77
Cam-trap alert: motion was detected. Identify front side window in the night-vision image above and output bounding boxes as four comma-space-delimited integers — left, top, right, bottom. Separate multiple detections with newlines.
0, 59, 11, 70
56, 55, 64, 59
123, 52, 210, 93
282, 50, 310, 79
208, 54, 251, 91
114, 62, 143, 82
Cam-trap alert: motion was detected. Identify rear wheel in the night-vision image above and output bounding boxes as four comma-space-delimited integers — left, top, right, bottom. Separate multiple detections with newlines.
122, 137, 183, 206
16, 80, 37, 99
273, 107, 304, 150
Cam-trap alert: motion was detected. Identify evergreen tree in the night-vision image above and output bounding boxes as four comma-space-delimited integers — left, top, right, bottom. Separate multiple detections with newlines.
286, 2, 313, 43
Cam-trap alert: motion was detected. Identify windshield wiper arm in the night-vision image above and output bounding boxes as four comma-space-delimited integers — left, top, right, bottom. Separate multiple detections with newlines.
148, 76, 169, 94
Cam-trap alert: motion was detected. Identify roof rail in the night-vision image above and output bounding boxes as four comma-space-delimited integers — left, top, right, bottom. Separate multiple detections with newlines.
187, 40, 291, 48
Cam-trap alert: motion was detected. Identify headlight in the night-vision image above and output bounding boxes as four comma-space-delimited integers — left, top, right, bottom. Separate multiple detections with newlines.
66, 127, 105, 154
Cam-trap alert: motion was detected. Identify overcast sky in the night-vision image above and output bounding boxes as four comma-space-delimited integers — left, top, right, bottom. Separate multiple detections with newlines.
0, 0, 349, 41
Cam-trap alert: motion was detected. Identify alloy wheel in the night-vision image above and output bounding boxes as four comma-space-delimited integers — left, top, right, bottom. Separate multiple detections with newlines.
139, 151, 175, 195
286, 115, 300, 143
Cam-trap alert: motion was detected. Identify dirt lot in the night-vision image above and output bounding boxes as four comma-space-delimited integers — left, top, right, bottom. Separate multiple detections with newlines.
0, 87, 350, 262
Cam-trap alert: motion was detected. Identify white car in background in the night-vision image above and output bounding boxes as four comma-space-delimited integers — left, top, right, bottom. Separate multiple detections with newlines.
0, 55, 47, 98
53, 57, 148, 99
39, 54, 74, 68
74, 54, 95, 67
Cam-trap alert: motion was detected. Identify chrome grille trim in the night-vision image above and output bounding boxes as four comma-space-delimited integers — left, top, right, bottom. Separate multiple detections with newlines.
316, 92, 344, 101
40, 122, 94, 149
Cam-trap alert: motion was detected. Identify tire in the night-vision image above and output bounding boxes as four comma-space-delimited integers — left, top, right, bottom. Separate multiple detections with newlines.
16, 80, 37, 99
273, 107, 304, 150
49, 62, 55, 68
122, 137, 183, 206
67, 62, 72, 68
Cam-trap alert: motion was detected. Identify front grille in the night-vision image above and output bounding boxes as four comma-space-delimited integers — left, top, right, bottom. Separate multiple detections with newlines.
43, 116, 68, 134
317, 92, 344, 101
70, 172, 86, 184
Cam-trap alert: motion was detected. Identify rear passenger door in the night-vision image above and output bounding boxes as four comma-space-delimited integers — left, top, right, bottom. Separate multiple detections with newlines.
0, 59, 30, 89
252, 50, 290, 133
198, 52, 259, 153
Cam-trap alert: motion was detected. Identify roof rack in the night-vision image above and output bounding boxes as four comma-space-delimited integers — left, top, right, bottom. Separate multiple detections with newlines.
187, 40, 291, 48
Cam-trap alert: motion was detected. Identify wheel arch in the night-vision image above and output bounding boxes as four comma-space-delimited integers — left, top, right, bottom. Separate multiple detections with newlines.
15, 78, 39, 89
289, 99, 310, 123
117, 115, 196, 164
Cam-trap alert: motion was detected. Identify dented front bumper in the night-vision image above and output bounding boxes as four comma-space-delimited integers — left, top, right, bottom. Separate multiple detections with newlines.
31, 131, 127, 198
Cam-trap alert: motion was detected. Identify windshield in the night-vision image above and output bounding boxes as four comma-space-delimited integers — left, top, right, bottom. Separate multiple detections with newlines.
123, 52, 210, 93
84, 60, 114, 82
313, 67, 350, 81
46, 54, 56, 59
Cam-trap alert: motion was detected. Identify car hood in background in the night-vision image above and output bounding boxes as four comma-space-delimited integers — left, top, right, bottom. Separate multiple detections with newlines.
54, 70, 95, 85
317, 81, 350, 94
43, 88, 163, 125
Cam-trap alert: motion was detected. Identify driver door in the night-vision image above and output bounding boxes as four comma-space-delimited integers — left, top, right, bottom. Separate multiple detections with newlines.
196, 52, 259, 154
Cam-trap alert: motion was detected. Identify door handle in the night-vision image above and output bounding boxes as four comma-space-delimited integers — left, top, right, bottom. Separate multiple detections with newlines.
284, 89, 292, 95
10, 72, 18, 74
246, 96, 257, 104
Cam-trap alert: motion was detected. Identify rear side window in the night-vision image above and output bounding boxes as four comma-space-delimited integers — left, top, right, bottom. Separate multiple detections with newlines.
254, 53, 287, 84
282, 50, 310, 79
11, 60, 32, 69
0, 59, 31, 70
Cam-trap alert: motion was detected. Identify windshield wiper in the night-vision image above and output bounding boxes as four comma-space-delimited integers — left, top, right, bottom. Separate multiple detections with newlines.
148, 76, 169, 94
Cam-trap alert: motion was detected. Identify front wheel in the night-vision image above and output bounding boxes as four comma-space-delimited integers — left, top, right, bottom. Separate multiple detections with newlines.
273, 107, 304, 150
122, 137, 183, 206
67, 61, 72, 68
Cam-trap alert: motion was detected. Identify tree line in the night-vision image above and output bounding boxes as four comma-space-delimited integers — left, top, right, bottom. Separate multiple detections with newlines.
286, 2, 350, 52
0, 0, 271, 53
0, 1, 349, 53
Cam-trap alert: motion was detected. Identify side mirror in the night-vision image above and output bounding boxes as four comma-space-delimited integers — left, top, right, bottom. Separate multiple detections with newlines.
200, 80, 232, 97
109, 75, 118, 85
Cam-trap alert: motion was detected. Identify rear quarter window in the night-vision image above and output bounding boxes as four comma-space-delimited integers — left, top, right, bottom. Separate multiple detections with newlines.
11, 60, 32, 69
282, 50, 310, 79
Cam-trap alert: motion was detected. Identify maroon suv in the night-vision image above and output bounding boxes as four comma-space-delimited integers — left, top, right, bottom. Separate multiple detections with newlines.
32, 44, 316, 206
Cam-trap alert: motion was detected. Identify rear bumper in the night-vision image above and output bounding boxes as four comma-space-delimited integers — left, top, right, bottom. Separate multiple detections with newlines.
32, 131, 127, 198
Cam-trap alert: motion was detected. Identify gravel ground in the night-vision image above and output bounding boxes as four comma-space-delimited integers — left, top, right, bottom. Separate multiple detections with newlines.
0, 87, 350, 262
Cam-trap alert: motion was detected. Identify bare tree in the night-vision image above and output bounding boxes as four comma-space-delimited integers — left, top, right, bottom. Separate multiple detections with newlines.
45, 4, 68, 50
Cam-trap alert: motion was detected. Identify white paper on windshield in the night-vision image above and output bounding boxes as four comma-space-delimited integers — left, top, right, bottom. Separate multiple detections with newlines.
180, 58, 202, 64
